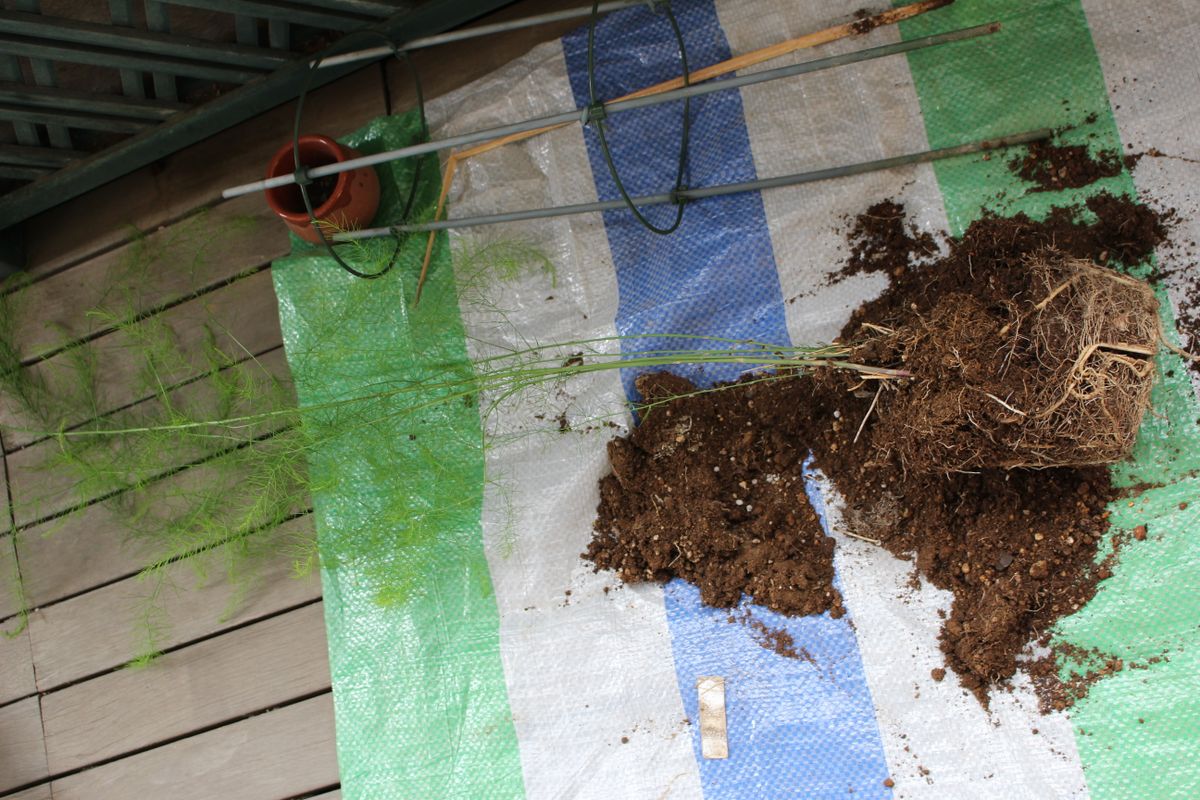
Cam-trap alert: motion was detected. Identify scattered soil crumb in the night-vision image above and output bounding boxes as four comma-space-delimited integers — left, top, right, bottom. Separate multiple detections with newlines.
587, 371, 845, 619
1028, 641, 1127, 712
828, 199, 938, 286
930, 668, 946, 682
1124, 147, 1200, 171
749, 618, 799, 658
1009, 141, 1123, 191
1168, 270, 1200, 377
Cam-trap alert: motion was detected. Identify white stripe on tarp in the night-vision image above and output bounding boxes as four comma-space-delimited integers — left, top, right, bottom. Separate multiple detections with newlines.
717, 2, 1089, 795
428, 42, 703, 800
1081, 0, 1200, 400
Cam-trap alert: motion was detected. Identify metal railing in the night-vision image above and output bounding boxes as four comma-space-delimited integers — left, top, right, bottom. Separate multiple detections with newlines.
0, 0, 508, 235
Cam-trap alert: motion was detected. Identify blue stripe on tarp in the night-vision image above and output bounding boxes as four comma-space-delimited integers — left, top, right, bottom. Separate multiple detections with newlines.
562, 3, 893, 796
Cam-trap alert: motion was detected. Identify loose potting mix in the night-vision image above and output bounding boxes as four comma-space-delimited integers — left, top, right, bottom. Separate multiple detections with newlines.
587, 192, 1172, 705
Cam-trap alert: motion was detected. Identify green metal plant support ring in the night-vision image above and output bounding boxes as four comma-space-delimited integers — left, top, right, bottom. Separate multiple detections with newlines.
586, 0, 691, 235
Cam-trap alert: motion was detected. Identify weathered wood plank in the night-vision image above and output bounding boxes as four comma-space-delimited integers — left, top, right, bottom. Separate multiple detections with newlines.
23, 67, 385, 279
308, 791, 342, 799
7, 452, 310, 620
41, 601, 330, 775
0, 618, 35, 705
0, 531, 21, 623
0, 267, 283, 451
0, 459, 18, 630
6, 346, 293, 529
0, 475, 38, 727
0, 445, 7, 527
2, 783, 54, 800
0, 697, 48, 793
27, 513, 317, 691
10, 195, 288, 363
4, 492, 156, 622
50, 692, 337, 800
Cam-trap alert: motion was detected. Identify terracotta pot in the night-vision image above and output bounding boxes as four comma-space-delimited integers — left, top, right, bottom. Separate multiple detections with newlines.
265, 135, 380, 244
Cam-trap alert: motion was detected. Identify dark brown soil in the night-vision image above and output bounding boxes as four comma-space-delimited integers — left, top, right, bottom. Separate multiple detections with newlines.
828, 199, 938, 285
1027, 632, 1171, 713
1027, 641, 1125, 712
816, 429, 1116, 703
587, 192, 1173, 706
587, 371, 844, 619
820, 193, 1169, 702
1009, 141, 1123, 191
729, 610, 810, 660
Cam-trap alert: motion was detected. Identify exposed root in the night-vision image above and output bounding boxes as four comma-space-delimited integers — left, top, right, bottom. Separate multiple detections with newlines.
853, 251, 1162, 472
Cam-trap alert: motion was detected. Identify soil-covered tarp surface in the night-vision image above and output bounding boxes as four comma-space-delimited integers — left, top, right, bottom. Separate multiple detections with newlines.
589, 189, 1173, 706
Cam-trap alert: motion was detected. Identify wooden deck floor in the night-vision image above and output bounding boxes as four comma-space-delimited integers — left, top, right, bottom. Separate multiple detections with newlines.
0, 5, 577, 797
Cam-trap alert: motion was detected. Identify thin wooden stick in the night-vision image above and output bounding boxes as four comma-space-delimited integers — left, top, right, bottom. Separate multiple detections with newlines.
413, 0, 955, 303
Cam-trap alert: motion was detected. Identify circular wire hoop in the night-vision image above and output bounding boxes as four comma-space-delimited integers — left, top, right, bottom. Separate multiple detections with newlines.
293, 31, 430, 279
586, 0, 691, 235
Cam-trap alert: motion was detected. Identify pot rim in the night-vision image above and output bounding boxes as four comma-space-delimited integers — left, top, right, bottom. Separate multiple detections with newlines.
264, 134, 352, 223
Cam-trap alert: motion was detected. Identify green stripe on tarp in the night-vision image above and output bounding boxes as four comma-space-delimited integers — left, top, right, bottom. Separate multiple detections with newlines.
900, 1, 1200, 796
271, 113, 524, 799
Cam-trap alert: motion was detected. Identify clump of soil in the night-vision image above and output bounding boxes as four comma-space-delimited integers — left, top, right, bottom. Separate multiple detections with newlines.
1009, 141, 1123, 191
828, 199, 938, 285
812, 193, 1170, 702
587, 191, 1174, 706
587, 372, 845, 619
815, 426, 1116, 703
